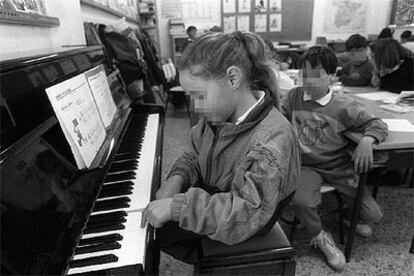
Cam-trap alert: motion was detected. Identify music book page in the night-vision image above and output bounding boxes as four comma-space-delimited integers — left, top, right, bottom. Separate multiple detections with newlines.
85, 65, 117, 128
46, 73, 106, 169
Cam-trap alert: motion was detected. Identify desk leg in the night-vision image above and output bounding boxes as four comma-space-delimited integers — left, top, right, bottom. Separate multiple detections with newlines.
345, 172, 367, 262
410, 233, 414, 254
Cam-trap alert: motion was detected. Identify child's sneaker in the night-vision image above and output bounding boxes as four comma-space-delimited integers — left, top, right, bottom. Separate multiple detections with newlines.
344, 220, 373, 238
311, 230, 346, 271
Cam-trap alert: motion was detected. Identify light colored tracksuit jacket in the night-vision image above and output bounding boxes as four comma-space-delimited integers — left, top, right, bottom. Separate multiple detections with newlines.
167, 93, 300, 245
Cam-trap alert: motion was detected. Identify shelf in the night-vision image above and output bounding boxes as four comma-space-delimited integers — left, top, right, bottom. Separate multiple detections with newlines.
0, 8, 59, 27
81, 0, 139, 24
139, 11, 155, 16
141, 25, 156, 29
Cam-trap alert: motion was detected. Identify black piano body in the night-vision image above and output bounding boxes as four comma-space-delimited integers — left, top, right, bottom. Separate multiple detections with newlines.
0, 46, 163, 275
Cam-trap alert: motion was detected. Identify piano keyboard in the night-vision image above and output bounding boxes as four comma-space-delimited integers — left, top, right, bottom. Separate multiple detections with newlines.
67, 113, 159, 275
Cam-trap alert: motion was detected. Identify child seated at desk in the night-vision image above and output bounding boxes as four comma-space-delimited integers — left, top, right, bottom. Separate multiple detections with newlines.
281, 46, 388, 271
369, 38, 414, 93
338, 34, 373, 86
142, 31, 300, 264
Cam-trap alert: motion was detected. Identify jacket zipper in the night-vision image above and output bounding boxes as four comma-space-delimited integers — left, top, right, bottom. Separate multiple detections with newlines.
204, 129, 219, 188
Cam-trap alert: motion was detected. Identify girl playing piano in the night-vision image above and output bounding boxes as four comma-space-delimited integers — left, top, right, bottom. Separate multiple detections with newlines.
142, 31, 300, 263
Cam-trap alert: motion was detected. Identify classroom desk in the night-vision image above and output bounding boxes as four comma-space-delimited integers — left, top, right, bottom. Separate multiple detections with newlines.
342, 86, 414, 261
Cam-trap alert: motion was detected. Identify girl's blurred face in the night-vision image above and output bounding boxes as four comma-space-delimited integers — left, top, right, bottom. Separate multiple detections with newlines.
179, 70, 235, 123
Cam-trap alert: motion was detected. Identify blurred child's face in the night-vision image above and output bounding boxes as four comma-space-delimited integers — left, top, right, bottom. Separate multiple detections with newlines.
299, 62, 331, 100
349, 47, 367, 63
179, 70, 236, 123
189, 29, 197, 39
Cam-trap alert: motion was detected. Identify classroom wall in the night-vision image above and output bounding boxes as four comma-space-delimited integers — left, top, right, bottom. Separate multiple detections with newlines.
156, 0, 395, 59
0, 0, 86, 60
291, 0, 393, 45
156, 0, 220, 60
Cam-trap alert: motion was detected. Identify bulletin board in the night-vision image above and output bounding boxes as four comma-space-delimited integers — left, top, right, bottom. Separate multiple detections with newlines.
221, 0, 314, 41
389, 0, 414, 25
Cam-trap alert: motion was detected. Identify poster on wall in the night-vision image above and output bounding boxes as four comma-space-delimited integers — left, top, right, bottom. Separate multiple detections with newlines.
9, 0, 47, 15
391, 0, 414, 25
254, 14, 266, 32
254, 0, 267, 12
238, 0, 250, 13
269, 13, 281, 32
323, 0, 367, 33
237, 15, 250, 31
223, 15, 236, 32
269, 0, 282, 12
223, 0, 235, 13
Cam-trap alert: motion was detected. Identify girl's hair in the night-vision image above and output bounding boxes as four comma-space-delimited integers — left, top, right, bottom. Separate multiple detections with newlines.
297, 45, 338, 74
177, 31, 280, 108
377, 27, 394, 39
369, 38, 411, 69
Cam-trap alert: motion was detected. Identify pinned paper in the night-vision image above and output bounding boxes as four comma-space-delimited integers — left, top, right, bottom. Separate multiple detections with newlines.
355, 92, 399, 103
382, 119, 414, 132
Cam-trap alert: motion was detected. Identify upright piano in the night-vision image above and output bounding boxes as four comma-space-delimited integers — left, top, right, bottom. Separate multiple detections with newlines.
0, 46, 164, 275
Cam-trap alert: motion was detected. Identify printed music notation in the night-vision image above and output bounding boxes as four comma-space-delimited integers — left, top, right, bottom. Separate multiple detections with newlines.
46, 72, 107, 169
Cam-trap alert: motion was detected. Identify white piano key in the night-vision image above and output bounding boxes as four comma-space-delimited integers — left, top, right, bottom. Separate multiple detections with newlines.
67, 212, 147, 275
68, 114, 160, 274
92, 114, 159, 216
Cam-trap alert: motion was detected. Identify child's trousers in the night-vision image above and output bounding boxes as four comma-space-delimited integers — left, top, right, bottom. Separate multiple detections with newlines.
293, 165, 383, 237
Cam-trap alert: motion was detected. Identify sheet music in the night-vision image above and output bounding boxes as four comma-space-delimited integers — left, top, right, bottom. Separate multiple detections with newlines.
46, 74, 106, 169
85, 65, 117, 128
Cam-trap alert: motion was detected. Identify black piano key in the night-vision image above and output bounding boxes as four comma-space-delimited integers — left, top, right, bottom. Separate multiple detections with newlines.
88, 211, 127, 223
78, 233, 123, 246
118, 144, 140, 153
69, 254, 118, 268
113, 152, 140, 162
75, 242, 122, 255
87, 216, 126, 228
92, 197, 130, 212
101, 181, 134, 192
104, 171, 136, 182
99, 188, 132, 198
83, 223, 125, 234
109, 161, 138, 172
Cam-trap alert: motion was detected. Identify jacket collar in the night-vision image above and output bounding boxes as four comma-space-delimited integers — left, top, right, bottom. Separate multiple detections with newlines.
206, 91, 274, 136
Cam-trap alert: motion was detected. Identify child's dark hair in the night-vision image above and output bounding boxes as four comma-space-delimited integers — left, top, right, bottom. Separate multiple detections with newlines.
345, 34, 368, 51
178, 31, 280, 108
401, 30, 412, 40
378, 27, 394, 39
186, 26, 197, 34
369, 38, 411, 70
297, 46, 338, 74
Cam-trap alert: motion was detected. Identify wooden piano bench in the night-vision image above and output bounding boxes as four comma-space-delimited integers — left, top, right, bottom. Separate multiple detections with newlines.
196, 222, 296, 276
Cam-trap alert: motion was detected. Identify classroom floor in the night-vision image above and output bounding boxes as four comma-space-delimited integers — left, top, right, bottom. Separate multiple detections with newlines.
158, 103, 414, 276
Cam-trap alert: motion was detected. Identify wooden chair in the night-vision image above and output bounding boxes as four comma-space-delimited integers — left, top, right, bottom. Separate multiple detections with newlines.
282, 184, 345, 244
196, 192, 296, 275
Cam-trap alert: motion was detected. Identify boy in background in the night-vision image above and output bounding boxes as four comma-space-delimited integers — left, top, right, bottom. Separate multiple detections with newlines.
339, 34, 373, 86
181, 26, 197, 53
282, 46, 388, 271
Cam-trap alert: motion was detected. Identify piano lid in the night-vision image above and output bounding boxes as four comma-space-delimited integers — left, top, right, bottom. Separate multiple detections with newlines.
0, 46, 109, 152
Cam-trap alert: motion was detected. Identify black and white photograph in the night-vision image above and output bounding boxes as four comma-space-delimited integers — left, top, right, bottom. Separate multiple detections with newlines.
0, 0, 413, 276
